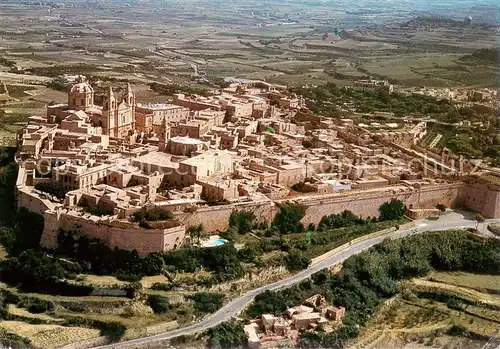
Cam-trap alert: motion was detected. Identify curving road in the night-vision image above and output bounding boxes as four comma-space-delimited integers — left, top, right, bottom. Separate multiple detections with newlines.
93, 212, 500, 349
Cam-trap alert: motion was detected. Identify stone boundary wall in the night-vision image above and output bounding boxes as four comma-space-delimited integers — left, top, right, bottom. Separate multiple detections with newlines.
57, 336, 111, 349
18, 178, 500, 253
90, 288, 128, 297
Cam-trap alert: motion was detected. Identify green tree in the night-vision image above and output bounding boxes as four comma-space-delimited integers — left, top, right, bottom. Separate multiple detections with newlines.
188, 292, 224, 313
285, 249, 311, 271
273, 203, 306, 234
247, 290, 287, 318
474, 213, 485, 230
148, 294, 171, 314
141, 253, 166, 276
379, 199, 405, 221
208, 320, 248, 349
187, 224, 204, 244
34, 182, 67, 200
318, 210, 364, 231
229, 210, 256, 234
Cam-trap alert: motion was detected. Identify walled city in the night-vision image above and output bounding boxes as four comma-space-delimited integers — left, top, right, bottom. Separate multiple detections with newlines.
15, 77, 500, 255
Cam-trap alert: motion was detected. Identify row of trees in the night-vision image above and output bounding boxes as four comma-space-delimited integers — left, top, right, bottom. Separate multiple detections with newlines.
273, 199, 404, 235
55, 227, 245, 283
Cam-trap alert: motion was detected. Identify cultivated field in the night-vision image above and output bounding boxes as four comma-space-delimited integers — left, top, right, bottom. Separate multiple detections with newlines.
350, 272, 500, 349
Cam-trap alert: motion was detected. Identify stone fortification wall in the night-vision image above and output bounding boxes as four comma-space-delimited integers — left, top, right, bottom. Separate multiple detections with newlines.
290, 183, 463, 227
22, 178, 500, 253
173, 184, 466, 232
17, 188, 56, 216
461, 183, 500, 218
174, 199, 276, 232
41, 210, 185, 256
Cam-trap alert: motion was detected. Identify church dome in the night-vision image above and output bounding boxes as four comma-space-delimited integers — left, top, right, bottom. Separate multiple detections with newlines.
70, 82, 94, 94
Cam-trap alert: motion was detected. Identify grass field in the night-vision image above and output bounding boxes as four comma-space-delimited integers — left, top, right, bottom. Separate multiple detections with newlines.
360, 54, 499, 87
427, 271, 500, 293
0, 321, 100, 349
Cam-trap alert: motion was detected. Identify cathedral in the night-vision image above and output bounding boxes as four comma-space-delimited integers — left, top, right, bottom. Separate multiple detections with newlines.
48, 77, 136, 138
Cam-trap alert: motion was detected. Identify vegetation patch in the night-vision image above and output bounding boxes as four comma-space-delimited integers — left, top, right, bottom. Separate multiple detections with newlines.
209, 230, 500, 348
188, 292, 224, 314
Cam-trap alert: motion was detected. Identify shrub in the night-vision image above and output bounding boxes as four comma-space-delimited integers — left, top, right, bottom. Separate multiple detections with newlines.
285, 249, 311, 271
318, 210, 364, 231
98, 322, 126, 341
447, 324, 468, 336
148, 294, 171, 314
379, 199, 405, 221
151, 283, 174, 291
436, 204, 446, 212
132, 209, 173, 222
188, 292, 224, 313
229, 210, 256, 234
273, 203, 306, 234
19, 298, 55, 314
237, 245, 262, 262
208, 320, 247, 349
115, 273, 142, 282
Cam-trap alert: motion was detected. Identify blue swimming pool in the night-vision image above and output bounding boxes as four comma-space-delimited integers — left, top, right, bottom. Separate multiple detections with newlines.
203, 239, 228, 247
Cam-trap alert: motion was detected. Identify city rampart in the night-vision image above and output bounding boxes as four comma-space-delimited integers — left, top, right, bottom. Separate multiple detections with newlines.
291, 183, 463, 226
461, 183, 500, 218
173, 183, 468, 231
17, 187, 57, 216
21, 178, 500, 251
173, 199, 276, 232
41, 210, 185, 256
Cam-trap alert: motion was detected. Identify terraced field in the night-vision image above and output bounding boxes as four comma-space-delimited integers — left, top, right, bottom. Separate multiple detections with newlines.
349, 272, 500, 349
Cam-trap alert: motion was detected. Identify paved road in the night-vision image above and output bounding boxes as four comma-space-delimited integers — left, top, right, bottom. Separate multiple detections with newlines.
93, 213, 500, 349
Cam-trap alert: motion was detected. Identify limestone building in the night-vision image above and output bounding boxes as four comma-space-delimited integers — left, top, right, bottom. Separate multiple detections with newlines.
47, 77, 136, 138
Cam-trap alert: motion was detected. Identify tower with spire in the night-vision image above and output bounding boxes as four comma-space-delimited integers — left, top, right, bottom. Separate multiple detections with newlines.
102, 86, 116, 135
158, 116, 171, 152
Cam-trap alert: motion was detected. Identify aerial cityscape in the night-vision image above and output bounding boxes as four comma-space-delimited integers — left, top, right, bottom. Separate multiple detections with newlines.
0, 0, 499, 349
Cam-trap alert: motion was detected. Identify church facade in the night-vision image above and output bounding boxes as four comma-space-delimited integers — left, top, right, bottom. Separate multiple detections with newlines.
47, 78, 136, 138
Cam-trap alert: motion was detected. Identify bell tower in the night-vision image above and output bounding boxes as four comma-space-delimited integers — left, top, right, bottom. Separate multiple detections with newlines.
102, 86, 116, 136
125, 83, 136, 129
159, 117, 170, 152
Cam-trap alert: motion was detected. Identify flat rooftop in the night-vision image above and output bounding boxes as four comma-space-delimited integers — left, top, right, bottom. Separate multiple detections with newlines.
137, 103, 183, 110
133, 152, 179, 168
171, 136, 203, 145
